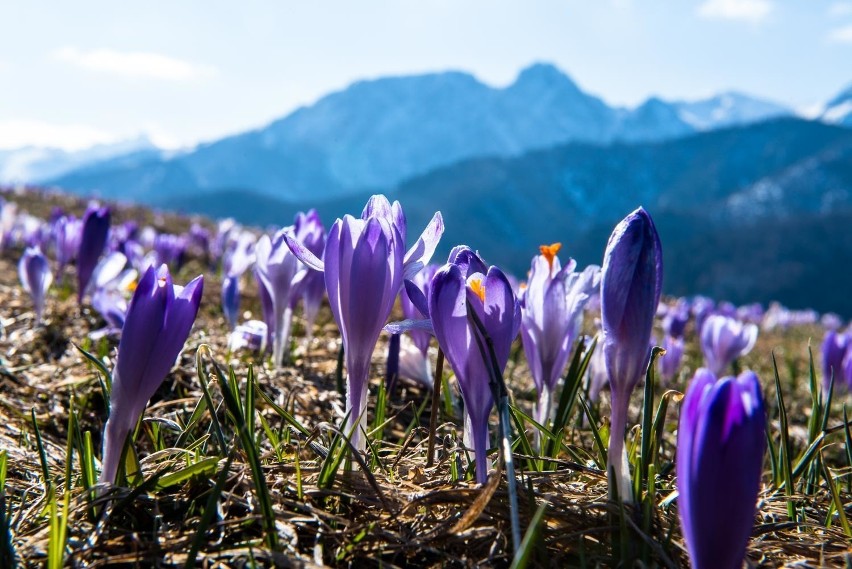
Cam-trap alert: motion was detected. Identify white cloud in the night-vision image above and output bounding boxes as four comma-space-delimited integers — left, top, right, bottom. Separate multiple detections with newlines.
697, 0, 773, 23
52, 46, 218, 81
828, 24, 852, 43
828, 2, 852, 17
0, 120, 117, 151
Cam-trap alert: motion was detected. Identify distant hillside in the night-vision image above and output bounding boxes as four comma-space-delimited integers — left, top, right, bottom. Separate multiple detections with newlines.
160, 117, 852, 315
46, 63, 792, 204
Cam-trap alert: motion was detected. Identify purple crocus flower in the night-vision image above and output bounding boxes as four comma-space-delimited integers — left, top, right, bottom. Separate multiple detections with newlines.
662, 299, 690, 339
91, 287, 129, 338
154, 233, 188, 270
691, 296, 716, 335
519, 243, 599, 430
398, 335, 433, 387
77, 205, 111, 303
55, 216, 82, 271
228, 319, 268, 353
221, 231, 256, 331
430, 247, 519, 483
284, 195, 443, 451
600, 207, 663, 501
699, 314, 758, 376
255, 228, 304, 367
677, 369, 765, 569
18, 247, 53, 323
822, 330, 850, 390
659, 335, 685, 385
99, 264, 203, 485
291, 210, 326, 342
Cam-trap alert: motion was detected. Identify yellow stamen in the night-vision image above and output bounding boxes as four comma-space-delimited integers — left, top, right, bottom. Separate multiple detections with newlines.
469, 278, 486, 303
539, 242, 562, 270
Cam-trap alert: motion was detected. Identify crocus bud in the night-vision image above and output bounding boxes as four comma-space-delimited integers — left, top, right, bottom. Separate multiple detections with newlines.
255, 229, 304, 367
821, 330, 849, 390
430, 247, 519, 483
325, 213, 403, 450
18, 247, 53, 323
659, 335, 685, 385
520, 243, 599, 432
662, 300, 690, 339
55, 216, 82, 271
677, 369, 765, 569
601, 207, 663, 501
699, 314, 758, 375
292, 210, 326, 342
77, 205, 110, 303
99, 265, 203, 485
221, 275, 240, 331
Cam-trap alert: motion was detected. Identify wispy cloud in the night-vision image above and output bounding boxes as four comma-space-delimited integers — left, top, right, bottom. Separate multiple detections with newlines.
0, 119, 117, 151
697, 0, 773, 23
52, 47, 218, 81
828, 2, 852, 17
828, 24, 852, 43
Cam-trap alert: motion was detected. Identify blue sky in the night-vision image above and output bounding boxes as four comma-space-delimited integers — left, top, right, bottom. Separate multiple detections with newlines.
0, 0, 850, 150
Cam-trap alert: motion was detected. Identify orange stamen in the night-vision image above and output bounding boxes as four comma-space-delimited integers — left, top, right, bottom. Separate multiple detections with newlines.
539, 242, 562, 270
469, 278, 486, 303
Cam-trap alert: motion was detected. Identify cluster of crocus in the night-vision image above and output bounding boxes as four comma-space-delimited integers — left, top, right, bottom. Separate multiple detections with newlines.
430, 246, 520, 483
699, 314, 758, 375
518, 242, 599, 432
100, 264, 204, 485
286, 195, 443, 451
676, 368, 765, 569
600, 207, 663, 501
18, 247, 53, 323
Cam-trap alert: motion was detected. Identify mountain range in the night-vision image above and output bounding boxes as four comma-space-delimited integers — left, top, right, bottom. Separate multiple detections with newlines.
2, 62, 852, 314
21, 63, 797, 201
159, 118, 852, 316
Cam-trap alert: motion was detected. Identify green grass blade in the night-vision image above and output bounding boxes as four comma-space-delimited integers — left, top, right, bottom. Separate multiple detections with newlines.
546, 337, 596, 458
772, 352, 796, 521
579, 395, 607, 469
194, 348, 228, 452
47, 490, 69, 569
509, 503, 547, 569
0, 450, 15, 568
201, 346, 278, 551
184, 454, 234, 568
822, 458, 851, 537
31, 408, 51, 494
639, 347, 665, 499
509, 405, 541, 472
73, 342, 113, 395
154, 457, 220, 491
844, 406, 852, 471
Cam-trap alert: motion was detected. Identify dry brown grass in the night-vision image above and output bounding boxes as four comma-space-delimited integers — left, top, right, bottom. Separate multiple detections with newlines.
0, 188, 850, 567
